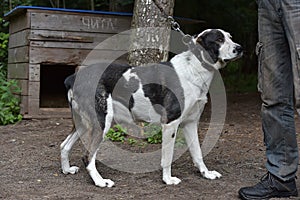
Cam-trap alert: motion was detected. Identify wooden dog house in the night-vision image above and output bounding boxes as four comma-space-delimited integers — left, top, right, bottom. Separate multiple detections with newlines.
5, 6, 132, 118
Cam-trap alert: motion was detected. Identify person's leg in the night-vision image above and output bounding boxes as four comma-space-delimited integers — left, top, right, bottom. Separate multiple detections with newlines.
239, 0, 298, 199
281, 0, 300, 114
259, 0, 298, 182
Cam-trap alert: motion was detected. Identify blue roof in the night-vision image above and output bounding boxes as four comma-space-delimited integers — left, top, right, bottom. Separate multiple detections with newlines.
4, 5, 133, 19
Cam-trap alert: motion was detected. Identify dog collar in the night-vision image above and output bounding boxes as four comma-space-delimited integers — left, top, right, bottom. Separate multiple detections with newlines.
187, 40, 216, 72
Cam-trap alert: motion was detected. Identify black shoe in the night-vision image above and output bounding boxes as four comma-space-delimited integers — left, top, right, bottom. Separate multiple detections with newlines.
238, 172, 298, 200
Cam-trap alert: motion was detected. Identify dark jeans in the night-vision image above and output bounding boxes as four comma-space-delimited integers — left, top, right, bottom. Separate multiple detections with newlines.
257, 0, 300, 181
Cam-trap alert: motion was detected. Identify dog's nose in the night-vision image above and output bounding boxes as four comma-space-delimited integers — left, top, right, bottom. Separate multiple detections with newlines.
234, 45, 243, 54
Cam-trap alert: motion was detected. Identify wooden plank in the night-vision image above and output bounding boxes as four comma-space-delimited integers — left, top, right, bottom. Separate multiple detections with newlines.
27, 98, 40, 116
30, 31, 94, 43
7, 63, 29, 79
28, 81, 40, 99
24, 108, 71, 119
29, 64, 40, 81
28, 30, 130, 50
40, 108, 70, 115
9, 12, 30, 34
30, 12, 131, 34
20, 95, 28, 115
29, 36, 129, 50
29, 47, 127, 65
9, 30, 30, 48
8, 46, 29, 64
30, 41, 99, 50
29, 30, 119, 40
29, 47, 88, 65
14, 79, 28, 96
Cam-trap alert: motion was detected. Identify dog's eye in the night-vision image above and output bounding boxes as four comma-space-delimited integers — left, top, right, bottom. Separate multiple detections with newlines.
217, 38, 224, 43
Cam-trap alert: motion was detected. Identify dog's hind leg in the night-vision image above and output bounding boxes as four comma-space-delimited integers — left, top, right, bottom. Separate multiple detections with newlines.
86, 95, 115, 188
183, 121, 222, 180
60, 127, 81, 174
85, 126, 115, 188
161, 120, 181, 185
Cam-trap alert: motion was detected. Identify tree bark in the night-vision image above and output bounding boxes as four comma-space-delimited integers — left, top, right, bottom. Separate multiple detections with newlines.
128, 0, 175, 66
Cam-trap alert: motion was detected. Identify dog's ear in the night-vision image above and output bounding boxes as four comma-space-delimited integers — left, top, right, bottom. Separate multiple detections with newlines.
196, 33, 219, 63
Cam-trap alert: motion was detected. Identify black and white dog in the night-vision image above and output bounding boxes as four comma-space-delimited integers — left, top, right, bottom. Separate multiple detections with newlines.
60, 29, 243, 187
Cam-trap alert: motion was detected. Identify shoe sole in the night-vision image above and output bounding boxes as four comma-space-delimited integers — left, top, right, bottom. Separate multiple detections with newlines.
239, 190, 298, 200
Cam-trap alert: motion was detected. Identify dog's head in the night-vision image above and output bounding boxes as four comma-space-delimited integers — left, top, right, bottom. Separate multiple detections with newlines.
194, 29, 243, 68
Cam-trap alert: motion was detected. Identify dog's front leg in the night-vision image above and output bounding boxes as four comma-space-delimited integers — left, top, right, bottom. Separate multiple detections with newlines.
183, 121, 222, 180
86, 148, 115, 188
161, 121, 181, 185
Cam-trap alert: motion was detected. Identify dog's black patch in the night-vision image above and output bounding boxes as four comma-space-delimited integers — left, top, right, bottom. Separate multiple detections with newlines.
95, 83, 109, 129
129, 96, 135, 111
99, 63, 133, 94
172, 133, 175, 138
132, 62, 184, 123
95, 63, 133, 130
197, 29, 224, 63
95, 62, 184, 127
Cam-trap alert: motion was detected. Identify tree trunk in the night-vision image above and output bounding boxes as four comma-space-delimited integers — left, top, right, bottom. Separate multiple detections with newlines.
128, 0, 175, 66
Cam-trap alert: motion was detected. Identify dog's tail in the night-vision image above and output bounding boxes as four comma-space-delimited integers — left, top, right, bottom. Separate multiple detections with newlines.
64, 73, 76, 92
64, 74, 79, 145
64, 73, 76, 108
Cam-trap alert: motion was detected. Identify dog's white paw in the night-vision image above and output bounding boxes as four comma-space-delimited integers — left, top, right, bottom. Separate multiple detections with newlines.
202, 170, 222, 180
95, 179, 115, 188
62, 166, 79, 174
163, 177, 182, 185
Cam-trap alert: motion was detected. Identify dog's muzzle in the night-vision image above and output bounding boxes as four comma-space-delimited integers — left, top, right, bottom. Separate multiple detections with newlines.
223, 45, 243, 63
234, 45, 243, 55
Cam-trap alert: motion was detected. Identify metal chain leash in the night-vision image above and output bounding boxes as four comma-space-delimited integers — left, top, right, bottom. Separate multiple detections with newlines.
151, 0, 215, 72
152, 0, 188, 36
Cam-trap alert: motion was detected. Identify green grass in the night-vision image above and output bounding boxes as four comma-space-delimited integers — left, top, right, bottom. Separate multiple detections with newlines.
105, 123, 186, 147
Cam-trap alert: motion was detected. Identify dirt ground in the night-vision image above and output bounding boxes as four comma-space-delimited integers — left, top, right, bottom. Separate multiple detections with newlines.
1, 92, 300, 200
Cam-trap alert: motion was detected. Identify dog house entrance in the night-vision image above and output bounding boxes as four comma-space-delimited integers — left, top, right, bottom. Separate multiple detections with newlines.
40, 64, 76, 108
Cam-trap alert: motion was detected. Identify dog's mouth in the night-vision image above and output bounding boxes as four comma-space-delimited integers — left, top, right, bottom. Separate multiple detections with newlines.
223, 52, 243, 63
